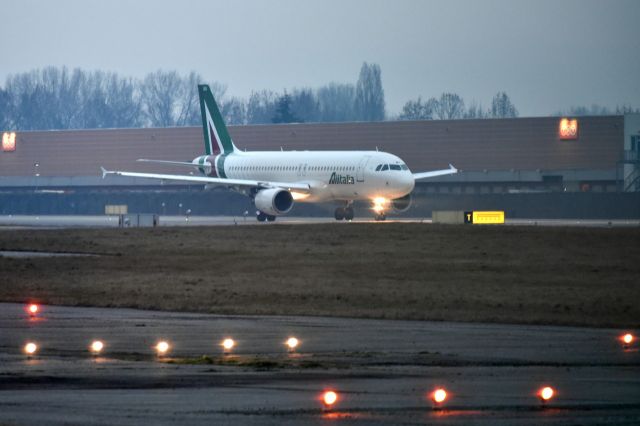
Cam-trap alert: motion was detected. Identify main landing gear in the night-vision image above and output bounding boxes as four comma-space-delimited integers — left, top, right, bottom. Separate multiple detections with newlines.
257, 211, 276, 222
334, 206, 354, 221
374, 212, 387, 221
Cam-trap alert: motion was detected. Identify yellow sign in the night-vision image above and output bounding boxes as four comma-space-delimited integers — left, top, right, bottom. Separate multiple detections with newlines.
559, 118, 578, 140
2, 132, 16, 151
464, 211, 505, 224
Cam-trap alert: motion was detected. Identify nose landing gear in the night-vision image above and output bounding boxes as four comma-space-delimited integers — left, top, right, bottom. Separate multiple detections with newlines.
374, 213, 387, 221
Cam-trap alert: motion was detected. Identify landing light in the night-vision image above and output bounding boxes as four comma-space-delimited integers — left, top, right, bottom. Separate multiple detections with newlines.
28, 304, 39, 315
291, 192, 309, 201
24, 342, 38, 355
622, 333, 634, 347
372, 197, 388, 212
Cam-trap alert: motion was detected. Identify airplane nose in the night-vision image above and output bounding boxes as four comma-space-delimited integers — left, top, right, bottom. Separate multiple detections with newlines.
402, 172, 415, 193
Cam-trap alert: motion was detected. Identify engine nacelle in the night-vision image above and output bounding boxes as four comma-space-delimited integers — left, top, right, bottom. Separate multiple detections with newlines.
254, 188, 294, 216
191, 155, 215, 176
392, 193, 413, 213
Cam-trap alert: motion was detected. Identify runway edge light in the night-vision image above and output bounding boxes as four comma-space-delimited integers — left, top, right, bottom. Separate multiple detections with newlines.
90, 340, 104, 354
621, 333, 634, 348
222, 338, 235, 353
286, 336, 299, 352
538, 386, 555, 403
322, 390, 338, 410
430, 387, 448, 408
27, 304, 39, 316
155, 340, 170, 356
24, 342, 38, 356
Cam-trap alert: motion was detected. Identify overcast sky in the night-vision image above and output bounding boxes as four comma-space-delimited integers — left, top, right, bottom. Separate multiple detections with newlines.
1, 0, 639, 117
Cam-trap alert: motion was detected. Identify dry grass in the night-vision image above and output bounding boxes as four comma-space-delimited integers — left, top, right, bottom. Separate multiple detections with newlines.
0, 223, 638, 328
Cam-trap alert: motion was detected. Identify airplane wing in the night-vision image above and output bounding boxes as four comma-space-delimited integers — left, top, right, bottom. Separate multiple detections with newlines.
100, 167, 310, 193
412, 164, 458, 180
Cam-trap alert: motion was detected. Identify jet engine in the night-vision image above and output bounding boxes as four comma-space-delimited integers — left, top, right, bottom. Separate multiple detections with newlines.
391, 193, 413, 213
191, 155, 214, 176
254, 188, 294, 216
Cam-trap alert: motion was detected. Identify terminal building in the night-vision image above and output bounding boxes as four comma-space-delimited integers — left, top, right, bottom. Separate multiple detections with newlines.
1, 114, 639, 219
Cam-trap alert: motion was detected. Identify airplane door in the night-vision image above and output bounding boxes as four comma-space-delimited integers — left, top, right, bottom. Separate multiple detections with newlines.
356, 155, 370, 182
297, 163, 307, 177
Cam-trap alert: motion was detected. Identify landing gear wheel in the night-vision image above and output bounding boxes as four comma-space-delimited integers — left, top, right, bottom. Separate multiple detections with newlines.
334, 207, 345, 221
266, 215, 276, 222
257, 211, 268, 222
344, 207, 354, 221
374, 213, 387, 221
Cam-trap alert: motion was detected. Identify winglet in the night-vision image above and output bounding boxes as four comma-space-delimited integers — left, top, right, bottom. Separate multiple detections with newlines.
449, 163, 458, 173
100, 167, 109, 179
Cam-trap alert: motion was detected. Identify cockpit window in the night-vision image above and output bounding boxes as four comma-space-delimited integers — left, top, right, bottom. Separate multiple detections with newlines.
390, 164, 401, 171
375, 164, 382, 171
401, 164, 408, 170
381, 164, 389, 171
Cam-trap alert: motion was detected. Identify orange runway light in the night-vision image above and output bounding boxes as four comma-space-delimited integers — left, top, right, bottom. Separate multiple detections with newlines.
322, 390, 338, 409
222, 338, 235, 352
24, 342, 38, 355
155, 341, 170, 355
90, 340, 104, 354
430, 388, 448, 405
285, 337, 299, 352
538, 386, 555, 402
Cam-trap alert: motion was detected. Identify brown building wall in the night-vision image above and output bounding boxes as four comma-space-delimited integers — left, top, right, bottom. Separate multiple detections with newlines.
0, 116, 623, 178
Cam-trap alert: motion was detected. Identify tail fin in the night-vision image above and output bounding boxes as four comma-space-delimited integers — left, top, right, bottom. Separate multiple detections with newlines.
198, 84, 236, 155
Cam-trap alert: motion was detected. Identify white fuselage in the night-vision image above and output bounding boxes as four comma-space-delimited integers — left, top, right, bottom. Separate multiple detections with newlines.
216, 150, 415, 203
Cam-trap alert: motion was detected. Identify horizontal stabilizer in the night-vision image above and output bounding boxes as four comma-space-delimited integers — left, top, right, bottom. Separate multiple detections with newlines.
137, 159, 200, 167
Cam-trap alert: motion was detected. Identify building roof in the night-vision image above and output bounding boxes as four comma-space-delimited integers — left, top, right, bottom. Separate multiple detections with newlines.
0, 116, 624, 178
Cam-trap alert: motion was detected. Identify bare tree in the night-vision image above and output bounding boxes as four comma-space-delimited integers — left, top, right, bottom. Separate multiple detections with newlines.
221, 97, 247, 125
246, 90, 278, 124
140, 70, 212, 127
490, 91, 518, 118
464, 101, 487, 119
354, 62, 385, 121
290, 88, 319, 123
434, 93, 465, 119
398, 97, 437, 120
317, 83, 355, 122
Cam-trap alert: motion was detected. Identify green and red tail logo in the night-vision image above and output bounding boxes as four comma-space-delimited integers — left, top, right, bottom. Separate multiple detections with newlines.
198, 84, 236, 156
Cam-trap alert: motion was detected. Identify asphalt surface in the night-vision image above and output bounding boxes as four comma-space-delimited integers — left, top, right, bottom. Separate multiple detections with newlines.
1, 214, 639, 228
0, 303, 638, 425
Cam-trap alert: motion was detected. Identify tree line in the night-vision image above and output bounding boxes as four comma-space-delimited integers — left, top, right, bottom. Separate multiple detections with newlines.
1, 63, 636, 131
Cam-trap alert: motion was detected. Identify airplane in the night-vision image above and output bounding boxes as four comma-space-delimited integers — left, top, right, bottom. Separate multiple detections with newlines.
102, 84, 458, 222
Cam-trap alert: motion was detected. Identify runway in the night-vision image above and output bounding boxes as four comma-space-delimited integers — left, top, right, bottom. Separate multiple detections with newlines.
1, 303, 638, 425
1, 214, 639, 228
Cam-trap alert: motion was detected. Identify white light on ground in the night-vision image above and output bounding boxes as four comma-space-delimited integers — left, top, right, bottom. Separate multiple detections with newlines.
286, 337, 299, 351
24, 342, 37, 355
90, 340, 104, 354
222, 338, 235, 352
156, 341, 170, 355
322, 390, 338, 408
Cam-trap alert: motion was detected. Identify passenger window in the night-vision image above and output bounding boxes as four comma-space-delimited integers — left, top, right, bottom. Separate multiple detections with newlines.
381, 164, 389, 171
